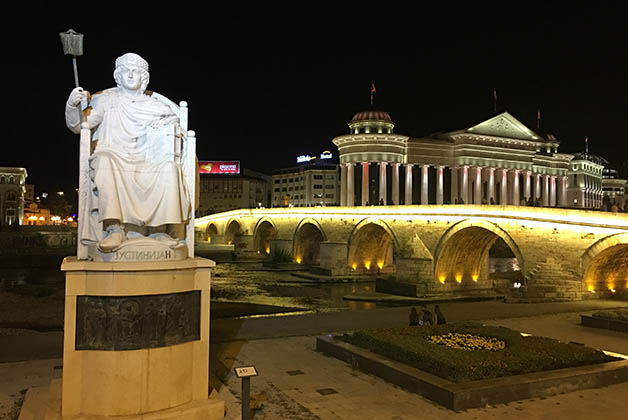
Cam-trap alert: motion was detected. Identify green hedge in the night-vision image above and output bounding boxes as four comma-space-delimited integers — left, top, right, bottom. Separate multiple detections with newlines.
593, 309, 628, 321
338, 322, 617, 383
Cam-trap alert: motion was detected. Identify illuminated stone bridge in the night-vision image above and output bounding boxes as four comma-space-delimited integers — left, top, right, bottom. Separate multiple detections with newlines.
196, 206, 628, 300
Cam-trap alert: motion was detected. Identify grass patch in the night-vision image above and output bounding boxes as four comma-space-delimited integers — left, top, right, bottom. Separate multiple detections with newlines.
337, 321, 618, 383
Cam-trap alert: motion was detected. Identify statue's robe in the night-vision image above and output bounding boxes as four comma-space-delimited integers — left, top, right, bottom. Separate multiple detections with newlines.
66, 88, 191, 246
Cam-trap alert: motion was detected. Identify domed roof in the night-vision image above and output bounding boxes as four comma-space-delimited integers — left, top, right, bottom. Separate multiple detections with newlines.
350, 110, 393, 123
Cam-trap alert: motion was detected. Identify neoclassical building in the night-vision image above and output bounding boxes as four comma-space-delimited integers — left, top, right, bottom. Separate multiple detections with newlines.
333, 110, 573, 207
0, 167, 28, 227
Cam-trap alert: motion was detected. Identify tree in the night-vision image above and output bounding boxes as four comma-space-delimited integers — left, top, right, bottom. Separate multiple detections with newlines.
47, 194, 72, 219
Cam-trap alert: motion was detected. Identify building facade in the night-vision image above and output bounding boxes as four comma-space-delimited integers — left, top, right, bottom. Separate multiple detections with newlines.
566, 153, 604, 209
272, 160, 340, 207
601, 161, 627, 208
0, 167, 28, 227
197, 166, 271, 216
333, 111, 573, 207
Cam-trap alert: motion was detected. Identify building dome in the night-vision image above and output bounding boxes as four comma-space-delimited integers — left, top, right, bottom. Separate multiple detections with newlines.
348, 110, 395, 134
350, 110, 393, 123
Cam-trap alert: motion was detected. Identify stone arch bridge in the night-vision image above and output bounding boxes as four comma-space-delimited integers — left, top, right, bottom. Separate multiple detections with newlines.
196, 206, 628, 300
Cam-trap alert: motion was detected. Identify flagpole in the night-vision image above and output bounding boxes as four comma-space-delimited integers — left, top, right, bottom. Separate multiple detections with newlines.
370, 81, 376, 107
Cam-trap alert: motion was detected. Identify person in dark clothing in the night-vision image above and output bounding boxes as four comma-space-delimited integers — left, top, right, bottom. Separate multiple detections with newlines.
409, 307, 420, 326
434, 304, 446, 324
420, 305, 434, 325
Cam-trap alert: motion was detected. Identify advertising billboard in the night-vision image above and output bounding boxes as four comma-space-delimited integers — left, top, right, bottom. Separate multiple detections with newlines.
198, 161, 240, 174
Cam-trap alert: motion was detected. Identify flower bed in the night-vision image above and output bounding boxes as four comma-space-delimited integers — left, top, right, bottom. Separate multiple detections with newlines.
337, 322, 617, 382
427, 332, 505, 351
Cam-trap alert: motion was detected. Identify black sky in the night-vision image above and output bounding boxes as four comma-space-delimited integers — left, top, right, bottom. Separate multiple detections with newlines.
4, 5, 628, 196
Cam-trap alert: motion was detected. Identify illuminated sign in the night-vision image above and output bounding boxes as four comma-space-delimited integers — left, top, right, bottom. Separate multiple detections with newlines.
198, 161, 240, 174
297, 150, 332, 163
297, 155, 316, 163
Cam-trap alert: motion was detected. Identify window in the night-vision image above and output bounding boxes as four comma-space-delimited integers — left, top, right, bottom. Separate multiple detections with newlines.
5, 191, 17, 201
313, 185, 323, 189
5, 208, 16, 225
325, 184, 334, 189
313, 175, 323, 180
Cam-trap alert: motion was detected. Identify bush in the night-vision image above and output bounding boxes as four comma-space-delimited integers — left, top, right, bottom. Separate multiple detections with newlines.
593, 309, 628, 321
338, 322, 617, 383
269, 248, 293, 264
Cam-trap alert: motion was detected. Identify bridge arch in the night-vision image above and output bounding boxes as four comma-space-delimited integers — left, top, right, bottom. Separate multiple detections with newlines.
293, 218, 327, 265
582, 233, 628, 294
434, 219, 524, 288
253, 217, 278, 255
225, 218, 243, 245
348, 218, 399, 274
205, 223, 218, 242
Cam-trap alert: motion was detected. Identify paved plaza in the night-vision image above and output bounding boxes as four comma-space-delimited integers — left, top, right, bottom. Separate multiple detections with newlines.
2, 298, 628, 419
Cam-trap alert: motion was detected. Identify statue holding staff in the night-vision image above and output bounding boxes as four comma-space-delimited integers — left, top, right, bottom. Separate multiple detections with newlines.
65, 52, 192, 254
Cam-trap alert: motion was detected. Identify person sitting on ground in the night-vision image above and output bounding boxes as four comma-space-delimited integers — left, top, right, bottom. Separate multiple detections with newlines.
434, 304, 446, 324
409, 307, 420, 326
420, 305, 434, 325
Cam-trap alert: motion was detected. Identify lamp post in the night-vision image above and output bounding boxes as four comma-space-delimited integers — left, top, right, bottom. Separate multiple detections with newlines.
59, 29, 84, 88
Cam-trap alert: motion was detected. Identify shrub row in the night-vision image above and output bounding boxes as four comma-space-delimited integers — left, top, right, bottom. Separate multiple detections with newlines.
338, 322, 617, 382
592, 309, 628, 321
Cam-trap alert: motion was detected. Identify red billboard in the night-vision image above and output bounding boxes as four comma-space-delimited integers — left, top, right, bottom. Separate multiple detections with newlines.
198, 161, 240, 174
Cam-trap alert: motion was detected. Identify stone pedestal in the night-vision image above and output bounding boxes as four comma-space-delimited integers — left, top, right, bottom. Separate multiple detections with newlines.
40, 257, 224, 420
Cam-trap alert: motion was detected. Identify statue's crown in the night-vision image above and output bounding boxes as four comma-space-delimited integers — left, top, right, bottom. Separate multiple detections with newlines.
115, 53, 149, 72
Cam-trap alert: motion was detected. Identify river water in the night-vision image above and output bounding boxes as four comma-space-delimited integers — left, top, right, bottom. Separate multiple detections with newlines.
1, 257, 520, 321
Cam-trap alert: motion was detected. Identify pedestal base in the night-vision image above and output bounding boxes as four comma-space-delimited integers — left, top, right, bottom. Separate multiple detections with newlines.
22, 378, 224, 420
19, 257, 224, 420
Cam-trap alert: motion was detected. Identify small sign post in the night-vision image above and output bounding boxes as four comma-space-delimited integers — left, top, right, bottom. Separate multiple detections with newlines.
234, 366, 258, 420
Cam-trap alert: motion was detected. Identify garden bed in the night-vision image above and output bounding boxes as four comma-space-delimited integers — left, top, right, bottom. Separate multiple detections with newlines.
581, 309, 628, 333
316, 322, 628, 410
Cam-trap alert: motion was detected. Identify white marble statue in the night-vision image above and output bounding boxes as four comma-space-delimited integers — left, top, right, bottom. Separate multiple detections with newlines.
65, 53, 193, 258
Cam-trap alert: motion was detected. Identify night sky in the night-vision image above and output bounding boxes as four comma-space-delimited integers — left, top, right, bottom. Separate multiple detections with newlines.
5, 5, 627, 200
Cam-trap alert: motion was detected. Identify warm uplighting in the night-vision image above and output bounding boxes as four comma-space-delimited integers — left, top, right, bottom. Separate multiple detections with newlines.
295, 257, 302, 264
364, 261, 371, 270
438, 275, 446, 284
587, 284, 595, 293
455, 274, 462, 283
471, 274, 479, 282
265, 247, 270, 254
377, 261, 384, 269
351, 263, 357, 270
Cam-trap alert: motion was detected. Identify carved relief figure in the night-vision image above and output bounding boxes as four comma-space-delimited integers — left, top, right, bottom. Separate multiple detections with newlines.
65, 53, 191, 253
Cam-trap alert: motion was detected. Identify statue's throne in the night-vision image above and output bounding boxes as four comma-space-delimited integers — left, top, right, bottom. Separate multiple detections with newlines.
76, 93, 196, 261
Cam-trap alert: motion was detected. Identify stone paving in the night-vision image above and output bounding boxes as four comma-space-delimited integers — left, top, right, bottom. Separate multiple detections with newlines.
3, 299, 628, 419
208, 300, 628, 419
